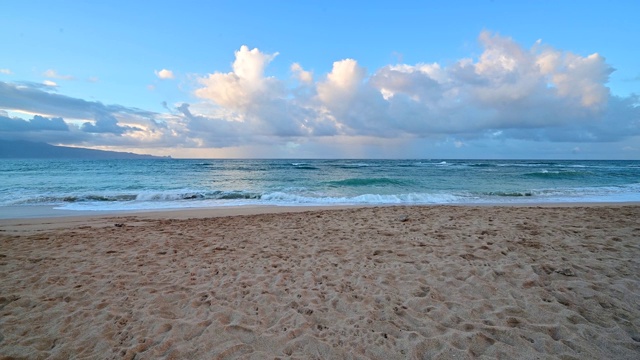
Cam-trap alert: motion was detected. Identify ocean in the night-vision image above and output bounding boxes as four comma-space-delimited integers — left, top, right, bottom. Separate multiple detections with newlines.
1, 159, 639, 214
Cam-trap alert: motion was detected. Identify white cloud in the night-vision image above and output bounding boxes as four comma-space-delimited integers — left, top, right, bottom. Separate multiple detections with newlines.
195, 46, 280, 110
2, 31, 639, 158
291, 63, 313, 84
155, 69, 175, 80
0, 69, 11, 75
43, 80, 58, 87
43, 69, 74, 80
185, 34, 638, 152
370, 63, 444, 104
317, 59, 366, 106
549, 52, 612, 108
192, 46, 318, 141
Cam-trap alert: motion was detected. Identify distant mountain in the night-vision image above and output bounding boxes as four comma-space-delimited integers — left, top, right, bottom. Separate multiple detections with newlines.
0, 140, 169, 159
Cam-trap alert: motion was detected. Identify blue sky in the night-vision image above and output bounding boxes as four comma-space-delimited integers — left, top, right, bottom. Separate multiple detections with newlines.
1, 0, 639, 158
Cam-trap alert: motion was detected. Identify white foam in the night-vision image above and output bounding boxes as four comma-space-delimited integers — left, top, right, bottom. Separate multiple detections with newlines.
261, 192, 461, 205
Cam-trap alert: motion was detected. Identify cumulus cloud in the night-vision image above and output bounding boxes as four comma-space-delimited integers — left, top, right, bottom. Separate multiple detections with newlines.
195, 45, 280, 110
2, 31, 639, 157
155, 69, 175, 79
0, 69, 11, 75
317, 59, 366, 107
193, 45, 330, 141
190, 32, 639, 150
291, 63, 313, 84
364, 31, 619, 138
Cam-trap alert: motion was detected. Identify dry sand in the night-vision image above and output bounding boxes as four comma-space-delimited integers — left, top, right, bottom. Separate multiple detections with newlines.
1, 205, 639, 359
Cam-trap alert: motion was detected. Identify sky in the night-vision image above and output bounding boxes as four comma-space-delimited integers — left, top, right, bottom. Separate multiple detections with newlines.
1, 0, 639, 159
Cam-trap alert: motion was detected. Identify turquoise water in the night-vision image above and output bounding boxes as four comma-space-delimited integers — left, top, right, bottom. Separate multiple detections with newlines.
1, 159, 639, 212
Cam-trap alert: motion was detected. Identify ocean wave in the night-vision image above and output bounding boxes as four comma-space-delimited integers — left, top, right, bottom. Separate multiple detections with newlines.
327, 178, 407, 187
3, 159, 639, 213
135, 192, 205, 201
482, 191, 533, 197
261, 192, 460, 204
523, 170, 588, 179
14, 194, 139, 204
410, 161, 454, 167
134, 190, 263, 201
469, 163, 498, 168
333, 162, 377, 168
53, 191, 464, 211
213, 191, 262, 200
494, 162, 562, 168
292, 164, 320, 170
40, 182, 640, 212
8, 189, 264, 206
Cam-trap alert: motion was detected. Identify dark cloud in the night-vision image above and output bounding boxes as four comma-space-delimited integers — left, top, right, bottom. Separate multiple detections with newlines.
81, 112, 142, 135
497, 95, 640, 143
0, 115, 69, 132
0, 81, 174, 146
0, 114, 86, 144
178, 103, 246, 148
0, 81, 156, 122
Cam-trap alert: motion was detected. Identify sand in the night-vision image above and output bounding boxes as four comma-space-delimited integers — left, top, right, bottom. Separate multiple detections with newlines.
1, 205, 639, 359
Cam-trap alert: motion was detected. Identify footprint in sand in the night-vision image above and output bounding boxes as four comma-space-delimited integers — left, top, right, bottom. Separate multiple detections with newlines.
224, 324, 256, 343
214, 343, 253, 360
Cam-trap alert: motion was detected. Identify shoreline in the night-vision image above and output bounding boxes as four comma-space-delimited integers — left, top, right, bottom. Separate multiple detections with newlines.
0, 205, 357, 234
2, 202, 640, 234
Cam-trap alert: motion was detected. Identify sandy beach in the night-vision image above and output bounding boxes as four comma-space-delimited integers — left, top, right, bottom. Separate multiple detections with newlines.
1, 205, 639, 359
